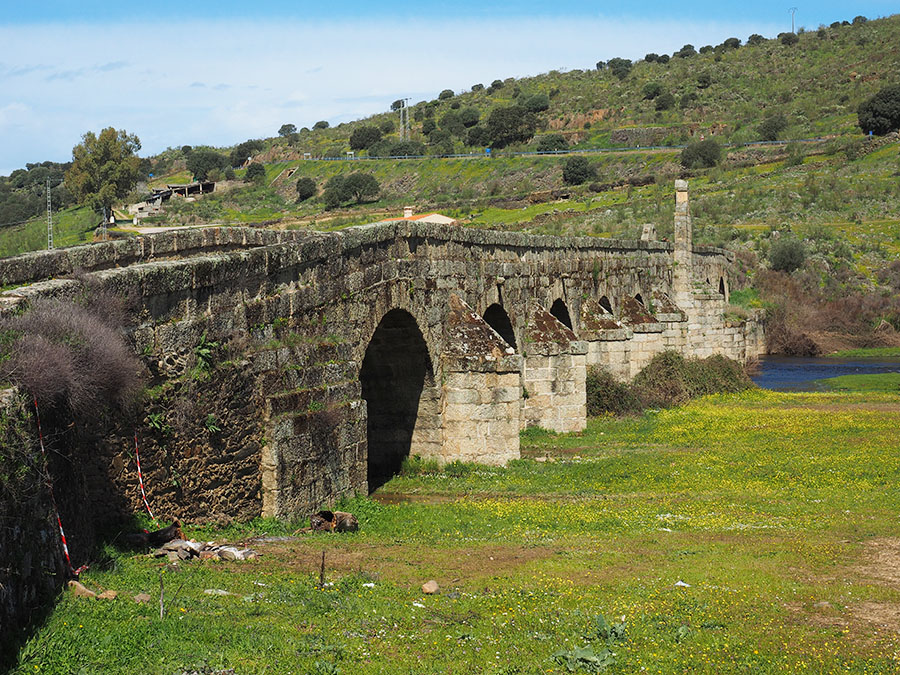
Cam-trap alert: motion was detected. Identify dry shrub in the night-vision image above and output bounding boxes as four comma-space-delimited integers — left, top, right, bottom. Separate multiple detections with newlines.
0, 295, 143, 417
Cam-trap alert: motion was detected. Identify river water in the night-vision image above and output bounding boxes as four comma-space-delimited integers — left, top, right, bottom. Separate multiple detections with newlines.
751, 355, 900, 391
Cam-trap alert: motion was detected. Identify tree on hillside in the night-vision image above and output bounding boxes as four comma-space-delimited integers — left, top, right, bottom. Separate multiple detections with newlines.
523, 93, 550, 113
296, 177, 317, 201
769, 237, 806, 273
349, 125, 382, 150
758, 113, 789, 141
321, 172, 380, 209
642, 82, 663, 100
675, 44, 697, 58
439, 111, 466, 137
245, 162, 266, 185
747, 33, 765, 45
606, 58, 632, 80
438, 89, 454, 100
187, 149, 228, 181
680, 139, 721, 169
655, 92, 675, 111
779, 32, 799, 45
562, 156, 596, 185
278, 123, 297, 138
229, 139, 263, 168
535, 134, 568, 152
486, 105, 537, 148
65, 127, 142, 216
459, 107, 480, 128
313, 120, 329, 130
858, 85, 900, 136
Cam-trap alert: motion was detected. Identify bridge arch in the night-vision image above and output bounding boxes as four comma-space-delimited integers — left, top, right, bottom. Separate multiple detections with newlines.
483, 303, 517, 350
360, 308, 433, 492
550, 298, 573, 330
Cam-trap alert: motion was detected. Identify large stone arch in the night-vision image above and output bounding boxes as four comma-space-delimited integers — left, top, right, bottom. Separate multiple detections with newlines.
360, 308, 434, 491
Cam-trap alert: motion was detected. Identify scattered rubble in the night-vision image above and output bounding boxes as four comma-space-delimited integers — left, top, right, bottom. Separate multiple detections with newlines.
150, 539, 258, 562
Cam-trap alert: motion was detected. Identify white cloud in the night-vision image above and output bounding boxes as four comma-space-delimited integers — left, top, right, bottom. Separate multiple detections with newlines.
0, 16, 780, 172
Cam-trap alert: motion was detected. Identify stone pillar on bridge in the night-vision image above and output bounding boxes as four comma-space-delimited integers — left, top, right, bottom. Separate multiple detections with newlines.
522, 304, 587, 433
672, 179, 694, 310
440, 295, 522, 465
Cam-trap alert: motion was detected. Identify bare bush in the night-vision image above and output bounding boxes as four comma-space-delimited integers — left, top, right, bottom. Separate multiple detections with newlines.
0, 296, 143, 416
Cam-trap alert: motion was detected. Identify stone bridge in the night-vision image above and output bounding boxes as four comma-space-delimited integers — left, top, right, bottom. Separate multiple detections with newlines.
0, 182, 764, 520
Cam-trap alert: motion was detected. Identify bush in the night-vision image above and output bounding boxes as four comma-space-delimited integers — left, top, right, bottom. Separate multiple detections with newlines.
349, 125, 382, 150
857, 85, 900, 135
229, 139, 263, 168
655, 92, 675, 111
757, 113, 789, 141
607, 57, 632, 80
0, 292, 143, 417
387, 140, 426, 157
438, 89, 454, 100
696, 73, 711, 89
747, 33, 765, 46
779, 32, 799, 45
522, 93, 550, 113
459, 107, 480, 128
439, 111, 465, 137
769, 237, 806, 273
379, 119, 395, 134
321, 172, 380, 208
313, 120, 329, 130
471, 83, 484, 91
562, 156, 596, 185
642, 82, 663, 100
631, 352, 753, 409
585, 368, 643, 416
674, 44, 697, 58
466, 125, 491, 147
536, 134, 568, 152
722, 37, 741, 49
296, 176, 317, 201
244, 162, 266, 184
680, 139, 721, 169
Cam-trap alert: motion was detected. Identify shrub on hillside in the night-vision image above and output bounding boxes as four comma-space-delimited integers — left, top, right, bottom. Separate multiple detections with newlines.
522, 93, 550, 113
680, 139, 721, 169
229, 139, 263, 168
779, 32, 799, 45
857, 85, 900, 136
459, 107, 480, 128
675, 44, 697, 58
535, 134, 568, 153
439, 111, 466, 137
747, 33, 765, 46
466, 126, 491, 147
642, 82, 663, 100
322, 172, 380, 209
438, 89, 454, 100
607, 58, 632, 80
655, 92, 675, 111
379, 119, 395, 134
562, 156, 596, 185
244, 162, 266, 185
313, 120, 329, 130
757, 113, 789, 141
296, 177, 317, 201
769, 237, 806, 273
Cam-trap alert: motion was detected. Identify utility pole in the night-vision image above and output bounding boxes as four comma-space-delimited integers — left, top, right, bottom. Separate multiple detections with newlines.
398, 98, 411, 141
789, 7, 798, 33
46, 178, 53, 250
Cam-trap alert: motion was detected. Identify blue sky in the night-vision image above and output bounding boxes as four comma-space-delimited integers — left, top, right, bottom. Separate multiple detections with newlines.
1, 2, 895, 175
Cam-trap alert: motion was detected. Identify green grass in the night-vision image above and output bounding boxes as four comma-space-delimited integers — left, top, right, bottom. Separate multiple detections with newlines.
13, 389, 900, 673
827, 347, 900, 359
815, 372, 900, 391
0, 206, 96, 258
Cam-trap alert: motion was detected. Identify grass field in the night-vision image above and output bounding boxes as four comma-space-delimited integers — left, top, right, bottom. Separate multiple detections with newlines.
11, 388, 900, 674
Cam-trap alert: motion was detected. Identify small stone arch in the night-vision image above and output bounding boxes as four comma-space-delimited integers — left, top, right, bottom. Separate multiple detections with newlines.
598, 295, 613, 315
483, 303, 517, 350
359, 308, 433, 492
549, 298, 573, 330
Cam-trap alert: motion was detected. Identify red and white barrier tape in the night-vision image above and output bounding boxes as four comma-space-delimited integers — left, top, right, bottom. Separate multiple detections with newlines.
32, 397, 84, 577
133, 433, 156, 523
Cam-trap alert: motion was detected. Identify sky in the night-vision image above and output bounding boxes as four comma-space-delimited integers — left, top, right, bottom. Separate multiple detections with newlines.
1, 1, 895, 176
